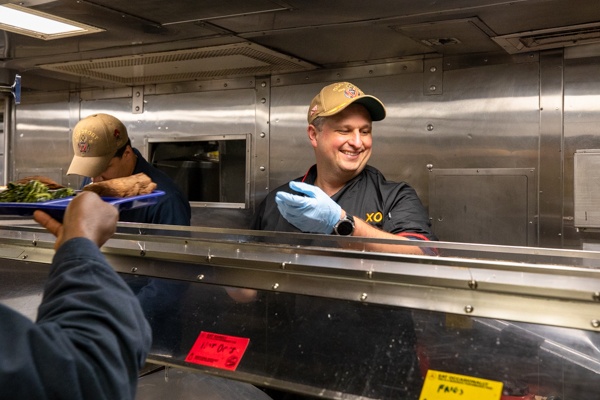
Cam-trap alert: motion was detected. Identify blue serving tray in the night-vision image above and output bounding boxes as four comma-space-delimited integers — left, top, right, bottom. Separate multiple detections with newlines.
0, 190, 165, 218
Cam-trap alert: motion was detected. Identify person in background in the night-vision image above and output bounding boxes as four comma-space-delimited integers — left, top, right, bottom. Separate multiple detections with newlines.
251, 82, 436, 399
0, 191, 151, 399
67, 113, 191, 226
67, 113, 190, 356
252, 81, 437, 253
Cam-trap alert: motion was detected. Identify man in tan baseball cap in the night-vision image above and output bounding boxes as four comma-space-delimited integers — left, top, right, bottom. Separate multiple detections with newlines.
252, 81, 436, 254
66, 113, 191, 356
251, 82, 436, 398
67, 113, 191, 226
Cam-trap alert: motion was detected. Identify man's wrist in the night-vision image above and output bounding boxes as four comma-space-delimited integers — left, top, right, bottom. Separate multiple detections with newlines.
332, 214, 355, 236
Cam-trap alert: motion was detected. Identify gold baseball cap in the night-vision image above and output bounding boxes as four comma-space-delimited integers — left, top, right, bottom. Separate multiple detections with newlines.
67, 113, 129, 177
307, 82, 386, 124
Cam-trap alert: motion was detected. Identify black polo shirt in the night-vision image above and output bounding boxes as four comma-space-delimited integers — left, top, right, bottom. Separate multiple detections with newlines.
252, 164, 437, 241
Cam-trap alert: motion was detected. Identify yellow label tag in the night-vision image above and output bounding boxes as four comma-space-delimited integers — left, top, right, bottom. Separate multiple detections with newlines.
419, 370, 503, 400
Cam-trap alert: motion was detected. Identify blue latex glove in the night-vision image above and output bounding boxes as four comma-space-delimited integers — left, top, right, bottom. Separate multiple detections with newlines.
275, 181, 342, 233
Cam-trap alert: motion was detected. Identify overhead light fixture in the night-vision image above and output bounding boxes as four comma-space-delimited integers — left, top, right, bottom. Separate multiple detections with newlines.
0, 3, 104, 40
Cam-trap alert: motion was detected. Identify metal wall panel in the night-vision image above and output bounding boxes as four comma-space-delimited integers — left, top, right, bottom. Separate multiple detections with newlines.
12, 102, 71, 186
574, 150, 600, 228
8, 52, 600, 247
538, 51, 565, 248
564, 56, 600, 248
430, 168, 536, 246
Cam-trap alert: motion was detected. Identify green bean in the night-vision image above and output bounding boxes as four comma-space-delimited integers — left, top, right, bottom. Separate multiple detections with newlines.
0, 180, 75, 203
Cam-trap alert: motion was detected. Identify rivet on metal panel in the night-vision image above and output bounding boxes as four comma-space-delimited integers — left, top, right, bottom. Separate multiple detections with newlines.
206, 255, 212, 262
261, 82, 267, 88
592, 319, 600, 328
366, 270, 373, 278
427, 124, 434, 131
260, 132, 266, 138
131, 267, 138, 273
197, 274, 204, 280
592, 292, 600, 302
259, 166, 265, 171
360, 293, 368, 301
272, 283, 279, 290
424, 58, 443, 96
140, 250, 145, 256
281, 262, 287, 269
464, 305, 474, 313
468, 280, 478, 290
21, 254, 27, 259
261, 98, 266, 104
426, 164, 433, 171
132, 86, 144, 114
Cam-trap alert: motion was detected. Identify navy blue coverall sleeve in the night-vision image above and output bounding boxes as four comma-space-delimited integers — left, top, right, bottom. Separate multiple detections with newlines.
0, 237, 151, 400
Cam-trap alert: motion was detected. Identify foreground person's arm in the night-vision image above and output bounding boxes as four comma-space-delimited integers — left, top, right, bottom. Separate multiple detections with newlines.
0, 192, 151, 399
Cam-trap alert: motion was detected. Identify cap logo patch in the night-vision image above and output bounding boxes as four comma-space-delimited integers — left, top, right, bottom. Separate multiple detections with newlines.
343, 85, 360, 99
77, 135, 90, 155
113, 129, 121, 141
309, 105, 319, 117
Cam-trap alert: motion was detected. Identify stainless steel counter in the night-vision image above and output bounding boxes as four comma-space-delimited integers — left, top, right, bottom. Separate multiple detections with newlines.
1, 220, 599, 399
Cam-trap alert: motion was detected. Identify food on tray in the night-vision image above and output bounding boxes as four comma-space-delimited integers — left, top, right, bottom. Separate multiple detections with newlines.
82, 173, 157, 198
14, 175, 65, 190
0, 179, 75, 203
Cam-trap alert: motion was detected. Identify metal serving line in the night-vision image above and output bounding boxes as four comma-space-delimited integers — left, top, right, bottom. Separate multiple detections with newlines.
0, 219, 599, 399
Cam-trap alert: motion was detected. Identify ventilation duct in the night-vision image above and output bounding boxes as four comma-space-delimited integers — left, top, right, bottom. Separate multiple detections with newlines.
492, 22, 600, 54
38, 42, 316, 85
390, 18, 500, 55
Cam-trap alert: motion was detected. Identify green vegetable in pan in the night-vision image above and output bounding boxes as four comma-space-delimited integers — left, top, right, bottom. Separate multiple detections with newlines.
0, 180, 75, 203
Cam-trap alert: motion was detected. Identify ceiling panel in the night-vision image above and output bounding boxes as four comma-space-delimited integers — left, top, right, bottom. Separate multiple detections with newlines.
84, 0, 292, 24
2, 0, 600, 91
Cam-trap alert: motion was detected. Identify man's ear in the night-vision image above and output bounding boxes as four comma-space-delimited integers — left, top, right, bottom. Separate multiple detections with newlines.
308, 125, 318, 147
123, 145, 134, 158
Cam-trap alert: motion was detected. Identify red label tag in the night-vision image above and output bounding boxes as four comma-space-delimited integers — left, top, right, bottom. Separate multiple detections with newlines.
185, 331, 250, 371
